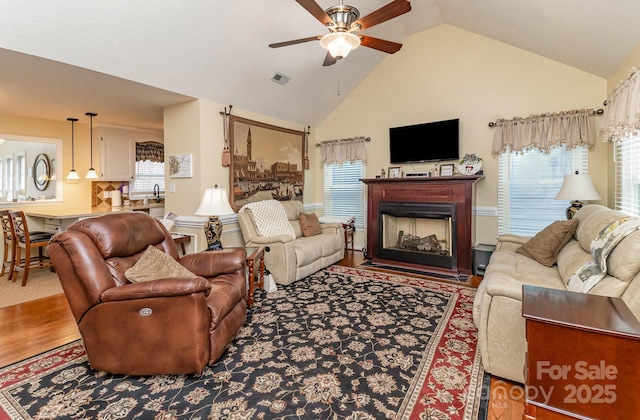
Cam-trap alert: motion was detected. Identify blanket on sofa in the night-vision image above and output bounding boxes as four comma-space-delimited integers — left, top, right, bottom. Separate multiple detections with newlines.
567, 216, 640, 292
239, 200, 296, 240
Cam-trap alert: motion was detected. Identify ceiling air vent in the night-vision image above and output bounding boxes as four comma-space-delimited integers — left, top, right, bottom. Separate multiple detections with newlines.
271, 73, 290, 86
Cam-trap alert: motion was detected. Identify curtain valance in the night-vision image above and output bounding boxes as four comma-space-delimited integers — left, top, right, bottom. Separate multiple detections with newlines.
136, 141, 164, 163
320, 136, 367, 165
601, 66, 640, 142
492, 109, 596, 155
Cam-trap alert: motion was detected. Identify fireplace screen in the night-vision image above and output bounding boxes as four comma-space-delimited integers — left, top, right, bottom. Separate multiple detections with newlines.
383, 215, 452, 256
377, 202, 457, 270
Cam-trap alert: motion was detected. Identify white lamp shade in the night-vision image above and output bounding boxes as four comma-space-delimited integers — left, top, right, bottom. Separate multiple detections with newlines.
66, 169, 80, 182
194, 187, 235, 216
319, 32, 360, 59
555, 173, 601, 201
85, 168, 99, 179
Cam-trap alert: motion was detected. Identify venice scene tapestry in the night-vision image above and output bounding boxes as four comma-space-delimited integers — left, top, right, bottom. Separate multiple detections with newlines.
229, 116, 305, 210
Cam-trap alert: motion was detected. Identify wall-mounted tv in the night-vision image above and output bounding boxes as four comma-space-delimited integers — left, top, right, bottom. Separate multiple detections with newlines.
389, 118, 459, 164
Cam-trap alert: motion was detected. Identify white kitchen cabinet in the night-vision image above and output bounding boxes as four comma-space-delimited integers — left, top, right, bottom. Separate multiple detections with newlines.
99, 135, 135, 181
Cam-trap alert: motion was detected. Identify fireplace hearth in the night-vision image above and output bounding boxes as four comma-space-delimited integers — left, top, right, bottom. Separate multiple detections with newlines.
361, 176, 482, 277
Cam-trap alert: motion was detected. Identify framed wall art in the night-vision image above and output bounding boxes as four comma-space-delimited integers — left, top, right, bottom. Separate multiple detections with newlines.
169, 154, 193, 178
439, 163, 455, 177
388, 166, 401, 178
229, 115, 306, 210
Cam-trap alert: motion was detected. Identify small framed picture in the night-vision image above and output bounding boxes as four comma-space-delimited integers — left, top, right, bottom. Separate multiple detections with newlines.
440, 163, 455, 177
169, 154, 193, 178
388, 166, 401, 178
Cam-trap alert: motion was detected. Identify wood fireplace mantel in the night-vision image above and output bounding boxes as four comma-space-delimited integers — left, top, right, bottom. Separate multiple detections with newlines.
361, 175, 483, 276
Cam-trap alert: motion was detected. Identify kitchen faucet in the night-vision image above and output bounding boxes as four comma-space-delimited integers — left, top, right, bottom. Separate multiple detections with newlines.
153, 184, 161, 202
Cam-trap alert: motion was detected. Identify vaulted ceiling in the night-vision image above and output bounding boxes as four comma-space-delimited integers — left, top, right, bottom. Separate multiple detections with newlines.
1, 1, 639, 130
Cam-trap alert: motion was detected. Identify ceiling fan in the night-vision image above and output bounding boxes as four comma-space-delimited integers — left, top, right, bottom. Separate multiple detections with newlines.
269, 0, 412, 66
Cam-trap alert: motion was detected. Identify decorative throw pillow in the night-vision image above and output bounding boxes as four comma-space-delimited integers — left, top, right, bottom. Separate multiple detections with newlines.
125, 245, 197, 283
567, 216, 640, 293
299, 212, 322, 237
516, 219, 579, 267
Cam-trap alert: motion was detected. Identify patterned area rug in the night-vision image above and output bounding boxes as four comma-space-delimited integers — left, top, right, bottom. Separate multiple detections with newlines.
0, 266, 484, 419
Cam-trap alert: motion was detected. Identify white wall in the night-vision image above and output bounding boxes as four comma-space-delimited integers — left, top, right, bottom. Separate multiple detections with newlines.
316, 24, 607, 245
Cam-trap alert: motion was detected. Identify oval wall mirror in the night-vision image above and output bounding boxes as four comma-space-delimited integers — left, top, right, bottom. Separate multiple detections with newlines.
33, 153, 50, 191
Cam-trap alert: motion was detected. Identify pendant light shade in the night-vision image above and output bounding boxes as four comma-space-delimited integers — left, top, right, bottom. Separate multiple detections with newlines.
85, 112, 99, 179
66, 118, 80, 183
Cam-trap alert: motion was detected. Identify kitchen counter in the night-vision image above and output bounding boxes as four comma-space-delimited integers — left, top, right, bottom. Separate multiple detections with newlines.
26, 203, 165, 219
26, 203, 165, 233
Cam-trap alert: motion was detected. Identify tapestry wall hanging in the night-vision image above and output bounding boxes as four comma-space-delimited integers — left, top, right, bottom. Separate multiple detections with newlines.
229, 115, 305, 210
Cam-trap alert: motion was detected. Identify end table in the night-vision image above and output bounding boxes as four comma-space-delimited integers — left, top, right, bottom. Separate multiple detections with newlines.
522, 284, 640, 419
242, 246, 266, 307
206, 246, 267, 307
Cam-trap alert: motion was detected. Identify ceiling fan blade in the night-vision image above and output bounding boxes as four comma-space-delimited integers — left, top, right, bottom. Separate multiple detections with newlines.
269, 36, 322, 48
295, 0, 333, 26
322, 52, 338, 67
354, 0, 411, 30
360, 36, 403, 54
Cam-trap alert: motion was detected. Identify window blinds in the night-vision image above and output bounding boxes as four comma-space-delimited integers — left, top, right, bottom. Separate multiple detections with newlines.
322, 161, 365, 230
498, 145, 588, 236
615, 137, 640, 216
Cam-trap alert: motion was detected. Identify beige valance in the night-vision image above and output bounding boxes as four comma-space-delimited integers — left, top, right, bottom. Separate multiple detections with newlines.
136, 141, 164, 163
492, 109, 596, 155
601, 66, 640, 142
319, 136, 367, 165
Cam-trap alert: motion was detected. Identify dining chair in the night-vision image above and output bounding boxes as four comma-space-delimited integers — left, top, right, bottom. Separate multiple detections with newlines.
0, 210, 16, 278
8, 210, 54, 286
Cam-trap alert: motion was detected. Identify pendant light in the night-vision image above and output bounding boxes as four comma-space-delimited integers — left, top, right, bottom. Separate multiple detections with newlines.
85, 112, 98, 179
66, 117, 80, 183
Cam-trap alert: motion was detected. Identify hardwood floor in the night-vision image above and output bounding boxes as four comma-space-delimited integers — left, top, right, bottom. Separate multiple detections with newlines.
0, 250, 524, 419
0, 293, 79, 367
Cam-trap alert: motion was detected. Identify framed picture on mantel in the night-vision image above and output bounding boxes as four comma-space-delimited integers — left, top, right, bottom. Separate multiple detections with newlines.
440, 163, 455, 177
388, 166, 401, 178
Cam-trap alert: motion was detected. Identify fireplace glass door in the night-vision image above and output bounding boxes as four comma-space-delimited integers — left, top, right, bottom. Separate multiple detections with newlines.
378, 202, 457, 270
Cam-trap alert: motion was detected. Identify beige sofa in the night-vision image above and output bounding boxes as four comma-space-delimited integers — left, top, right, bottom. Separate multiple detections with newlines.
238, 200, 345, 285
473, 204, 640, 383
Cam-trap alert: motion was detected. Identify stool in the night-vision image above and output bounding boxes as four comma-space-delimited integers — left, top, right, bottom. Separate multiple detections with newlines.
342, 221, 355, 252
8, 210, 54, 286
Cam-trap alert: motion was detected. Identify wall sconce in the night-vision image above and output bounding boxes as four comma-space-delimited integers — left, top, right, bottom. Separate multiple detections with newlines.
85, 112, 98, 179
66, 117, 80, 183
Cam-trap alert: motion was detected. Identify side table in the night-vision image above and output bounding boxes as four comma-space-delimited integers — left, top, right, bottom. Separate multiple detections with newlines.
171, 233, 191, 256
522, 284, 640, 419
246, 246, 266, 307
342, 221, 355, 252
231, 246, 265, 307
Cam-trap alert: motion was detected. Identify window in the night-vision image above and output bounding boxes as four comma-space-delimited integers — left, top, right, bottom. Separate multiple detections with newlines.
498, 145, 588, 236
15, 152, 26, 197
615, 135, 640, 216
130, 160, 165, 198
323, 161, 365, 230
3, 155, 13, 201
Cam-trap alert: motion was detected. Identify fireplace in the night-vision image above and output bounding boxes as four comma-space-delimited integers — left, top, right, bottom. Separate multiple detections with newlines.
361, 176, 482, 276
379, 202, 457, 270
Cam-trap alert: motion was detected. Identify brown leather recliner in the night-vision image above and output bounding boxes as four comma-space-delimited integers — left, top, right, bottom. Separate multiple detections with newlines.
47, 212, 247, 376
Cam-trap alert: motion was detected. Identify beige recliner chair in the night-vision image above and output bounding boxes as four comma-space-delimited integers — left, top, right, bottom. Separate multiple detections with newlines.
237, 200, 344, 285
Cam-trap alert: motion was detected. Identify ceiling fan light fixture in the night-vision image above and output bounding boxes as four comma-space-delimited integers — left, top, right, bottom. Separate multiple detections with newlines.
320, 32, 360, 59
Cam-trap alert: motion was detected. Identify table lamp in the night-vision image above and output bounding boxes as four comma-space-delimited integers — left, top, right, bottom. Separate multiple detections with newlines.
554, 171, 601, 220
194, 185, 235, 250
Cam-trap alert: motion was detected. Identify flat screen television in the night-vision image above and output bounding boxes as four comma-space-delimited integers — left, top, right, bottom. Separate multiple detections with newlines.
389, 118, 459, 164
